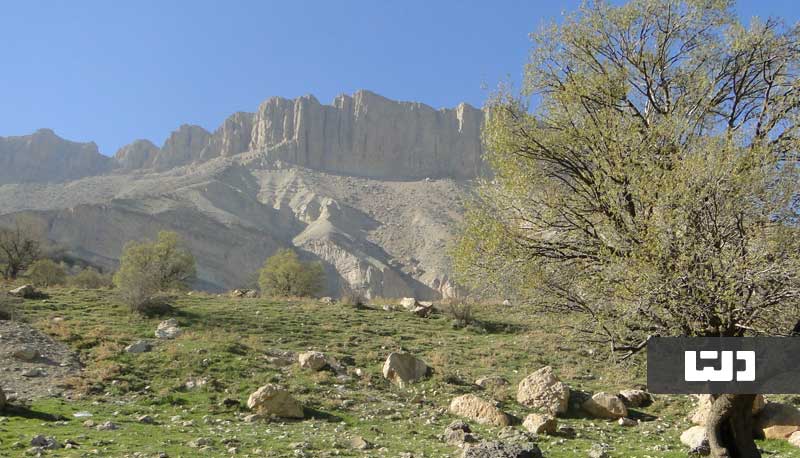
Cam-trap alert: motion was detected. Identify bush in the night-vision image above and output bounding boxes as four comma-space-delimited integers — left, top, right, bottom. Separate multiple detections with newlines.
339, 285, 367, 308
445, 300, 474, 328
69, 267, 113, 289
27, 259, 66, 287
113, 231, 196, 313
258, 249, 325, 297
0, 293, 20, 320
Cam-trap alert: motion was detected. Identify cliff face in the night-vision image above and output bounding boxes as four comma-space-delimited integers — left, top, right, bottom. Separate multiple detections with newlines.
0, 129, 115, 184
115, 90, 484, 179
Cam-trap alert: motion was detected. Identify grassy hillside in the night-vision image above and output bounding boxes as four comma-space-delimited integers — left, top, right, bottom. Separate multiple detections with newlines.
1, 289, 796, 457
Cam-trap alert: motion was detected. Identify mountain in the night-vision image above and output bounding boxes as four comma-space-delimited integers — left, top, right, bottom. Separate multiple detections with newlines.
0, 91, 483, 299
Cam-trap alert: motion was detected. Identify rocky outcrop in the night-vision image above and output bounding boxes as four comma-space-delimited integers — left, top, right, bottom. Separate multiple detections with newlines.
0, 129, 114, 184
114, 139, 159, 170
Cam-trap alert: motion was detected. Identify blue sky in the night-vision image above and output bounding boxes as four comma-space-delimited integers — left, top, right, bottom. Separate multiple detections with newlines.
1, 1, 797, 155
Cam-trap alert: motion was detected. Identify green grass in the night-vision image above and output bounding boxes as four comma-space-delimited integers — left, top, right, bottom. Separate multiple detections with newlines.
1, 288, 797, 457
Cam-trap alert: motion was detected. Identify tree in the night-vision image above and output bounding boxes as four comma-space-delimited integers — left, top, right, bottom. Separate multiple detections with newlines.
113, 231, 196, 313
258, 249, 325, 297
0, 219, 41, 280
454, 1, 800, 457
27, 259, 66, 287
69, 267, 113, 289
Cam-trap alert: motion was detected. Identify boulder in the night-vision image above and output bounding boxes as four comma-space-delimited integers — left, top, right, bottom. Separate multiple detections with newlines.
125, 340, 152, 354
475, 375, 510, 389
412, 304, 433, 318
442, 421, 479, 446
449, 394, 512, 427
320, 296, 334, 304
582, 392, 628, 419
680, 426, 708, 451
618, 389, 651, 407
789, 431, 800, 448
522, 413, 557, 435
502, 299, 512, 306
298, 351, 328, 371
516, 366, 570, 415
691, 394, 765, 425
618, 417, 637, 427
155, 319, 181, 339
9, 285, 36, 298
400, 297, 418, 310
755, 402, 800, 439
246, 384, 304, 419
382, 352, 431, 387
462, 441, 542, 458
12, 346, 38, 361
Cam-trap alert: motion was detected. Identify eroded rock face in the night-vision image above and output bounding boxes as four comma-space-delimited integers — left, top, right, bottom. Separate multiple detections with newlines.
382, 352, 430, 387
516, 366, 570, 415
246, 384, 303, 419
582, 392, 628, 419
449, 394, 512, 427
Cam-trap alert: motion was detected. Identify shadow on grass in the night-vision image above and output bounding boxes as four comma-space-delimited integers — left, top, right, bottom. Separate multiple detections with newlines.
2, 404, 67, 421
304, 407, 344, 423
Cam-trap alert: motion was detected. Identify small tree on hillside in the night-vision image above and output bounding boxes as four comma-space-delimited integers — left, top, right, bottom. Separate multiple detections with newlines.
455, 2, 800, 457
0, 219, 41, 280
113, 231, 196, 313
258, 249, 325, 297
69, 267, 113, 289
28, 259, 66, 287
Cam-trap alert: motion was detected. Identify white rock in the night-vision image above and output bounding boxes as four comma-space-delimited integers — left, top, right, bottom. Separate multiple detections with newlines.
449, 394, 511, 426
516, 366, 570, 415
246, 384, 303, 419
382, 352, 430, 387
155, 319, 181, 339
523, 413, 557, 434
582, 392, 628, 419
298, 351, 327, 371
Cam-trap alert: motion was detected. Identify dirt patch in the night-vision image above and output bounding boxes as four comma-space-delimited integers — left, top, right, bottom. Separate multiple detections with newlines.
0, 320, 81, 402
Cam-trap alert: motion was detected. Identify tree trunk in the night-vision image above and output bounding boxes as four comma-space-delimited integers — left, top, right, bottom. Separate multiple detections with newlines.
706, 394, 760, 458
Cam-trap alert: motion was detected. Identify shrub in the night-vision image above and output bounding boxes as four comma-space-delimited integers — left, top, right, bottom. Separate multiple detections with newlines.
27, 259, 66, 287
0, 293, 20, 320
339, 285, 367, 308
258, 249, 324, 297
113, 231, 196, 313
445, 300, 474, 328
69, 267, 113, 289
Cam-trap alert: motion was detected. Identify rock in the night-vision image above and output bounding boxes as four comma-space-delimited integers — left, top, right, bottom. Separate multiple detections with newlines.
582, 392, 628, 419
617, 417, 637, 427
12, 346, 38, 361
96, 421, 119, 431
755, 402, 800, 439
349, 436, 372, 450
789, 431, 800, 448
298, 351, 328, 371
9, 285, 36, 298
382, 352, 431, 387
522, 413, 557, 435
516, 366, 570, 415
462, 441, 542, 458
449, 394, 512, 427
155, 319, 181, 339
442, 421, 479, 446
691, 394, 765, 425
188, 438, 211, 448
400, 297, 418, 310
502, 299, 512, 306
30, 435, 60, 449
587, 444, 609, 458
618, 389, 651, 407
680, 426, 709, 452
21, 368, 46, 378
475, 375, 510, 389
137, 415, 154, 424
125, 340, 152, 354
230, 289, 257, 298
246, 384, 304, 419
320, 296, 334, 304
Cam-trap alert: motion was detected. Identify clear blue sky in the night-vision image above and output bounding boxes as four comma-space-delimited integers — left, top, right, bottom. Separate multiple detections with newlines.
1, 1, 797, 155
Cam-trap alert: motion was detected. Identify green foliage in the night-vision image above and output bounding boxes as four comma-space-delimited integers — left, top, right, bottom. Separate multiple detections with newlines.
27, 259, 66, 287
113, 231, 196, 313
455, 0, 800, 346
69, 267, 113, 289
0, 217, 41, 279
258, 248, 324, 297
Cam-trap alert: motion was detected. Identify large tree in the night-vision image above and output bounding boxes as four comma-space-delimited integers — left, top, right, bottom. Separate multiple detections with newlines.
0, 218, 41, 280
454, 1, 800, 456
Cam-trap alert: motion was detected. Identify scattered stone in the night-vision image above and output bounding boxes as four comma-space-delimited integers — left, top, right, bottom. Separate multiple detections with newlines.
462, 441, 542, 458
137, 415, 154, 424
96, 421, 119, 431
319, 296, 334, 304
618, 389, 651, 408
188, 438, 211, 448
82, 420, 96, 428
349, 436, 372, 450
230, 289, 257, 298
382, 352, 431, 387
449, 394, 512, 426
680, 426, 709, 452
789, 431, 800, 448
246, 384, 304, 419
125, 340, 152, 354
475, 375, 509, 389
412, 304, 433, 318
522, 413, 557, 435
516, 366, 570, 415
755, 402, 800, 439
21, 368, 46, 378
399, 297, 418, 310
582, 392, 628, 419
442, 421, 479, 446
9, 285, 36, 298
30, 435, 60, 449
502, 299, 512, 306
587, 444, 610, 458
557, 426, 576, 438
298, 351, 328, 371
617, 417, 637, 427
155, 319, 181, 339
